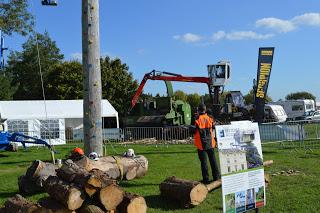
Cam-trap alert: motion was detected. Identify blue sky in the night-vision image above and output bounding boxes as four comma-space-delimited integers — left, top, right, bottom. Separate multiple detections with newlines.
5, 0, 320, 101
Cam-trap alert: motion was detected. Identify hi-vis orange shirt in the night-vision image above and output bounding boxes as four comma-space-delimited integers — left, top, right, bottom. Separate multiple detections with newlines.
194, 113, 216, 150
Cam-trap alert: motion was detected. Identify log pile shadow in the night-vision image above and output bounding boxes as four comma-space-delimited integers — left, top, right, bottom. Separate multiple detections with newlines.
144, 194, 184, 210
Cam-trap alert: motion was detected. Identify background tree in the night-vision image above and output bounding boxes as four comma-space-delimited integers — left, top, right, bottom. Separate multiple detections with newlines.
0, 0, 34, 36
186, 93, 201, 111
244, 89, 273, 105
46, 61, 83, 99
101, 57, 138, 116
202, 92, 229, 107
140, 93, 153, 100
285, 91, 316, 101
6, 32, 64, 100
0, 74, 16, 100
173, 90, 187, 102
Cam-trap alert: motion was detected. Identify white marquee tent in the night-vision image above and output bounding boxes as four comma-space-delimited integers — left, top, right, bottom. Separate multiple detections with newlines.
0, 100, 119, 145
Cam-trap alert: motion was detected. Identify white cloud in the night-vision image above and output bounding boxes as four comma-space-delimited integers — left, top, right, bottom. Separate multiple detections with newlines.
212, 30, 226, 41
226, 31, 274, 40
256, 13, 320, 33
173, 33, 202, 43
256, 17, 296, 33
174, 13, 320, 45
212, 30, 274, 41
70, 52, 82, 61
292, 13, 320, 26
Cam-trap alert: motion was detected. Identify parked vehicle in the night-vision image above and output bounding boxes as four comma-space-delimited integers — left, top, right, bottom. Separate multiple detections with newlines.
222, 92, 287, 123
296, 110, 320, 121
264, 104, 287, 122
269, 99, 315, 120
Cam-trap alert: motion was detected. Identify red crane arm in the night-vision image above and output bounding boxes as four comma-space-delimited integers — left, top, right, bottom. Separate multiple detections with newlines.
129, 71, 210, 112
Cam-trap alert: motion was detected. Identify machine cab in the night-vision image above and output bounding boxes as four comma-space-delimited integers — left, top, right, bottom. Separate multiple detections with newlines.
41, 0, 58, 6
207, 61, 231, 87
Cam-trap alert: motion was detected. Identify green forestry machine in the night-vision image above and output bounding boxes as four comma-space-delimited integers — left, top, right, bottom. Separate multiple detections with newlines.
125, 60, 231, 127
126, 47, 275, 126
124, 72, 192, 127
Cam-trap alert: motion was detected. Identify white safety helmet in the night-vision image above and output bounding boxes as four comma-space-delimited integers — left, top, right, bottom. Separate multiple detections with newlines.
123, 148, 135, 157
88, 152, 99, 161
126, 148, 135, 157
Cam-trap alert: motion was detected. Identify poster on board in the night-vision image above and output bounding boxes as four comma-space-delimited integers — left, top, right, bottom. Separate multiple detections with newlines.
216, 121, 266, 213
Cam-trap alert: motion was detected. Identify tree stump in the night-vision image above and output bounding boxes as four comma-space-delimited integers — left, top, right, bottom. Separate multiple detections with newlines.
44, 176, 85, 210
117, 192, 147, 213
160, 176, 208, 207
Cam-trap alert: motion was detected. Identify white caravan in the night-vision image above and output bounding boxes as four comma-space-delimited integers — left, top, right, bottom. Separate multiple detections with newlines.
269, 99, 315, 120
264, 104, 287, 122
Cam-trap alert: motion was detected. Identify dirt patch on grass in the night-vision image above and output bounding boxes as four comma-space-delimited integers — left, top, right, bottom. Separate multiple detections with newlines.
271, 169, 303, 176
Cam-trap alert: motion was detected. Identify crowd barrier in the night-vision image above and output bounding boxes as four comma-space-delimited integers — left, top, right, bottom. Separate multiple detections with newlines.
7, 120, 320, 149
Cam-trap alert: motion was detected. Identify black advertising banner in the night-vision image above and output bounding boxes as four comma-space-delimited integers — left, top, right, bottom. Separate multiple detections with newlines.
254, 47, 275, 123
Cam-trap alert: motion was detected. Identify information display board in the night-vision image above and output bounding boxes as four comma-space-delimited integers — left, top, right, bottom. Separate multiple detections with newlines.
216, 121, 265, 213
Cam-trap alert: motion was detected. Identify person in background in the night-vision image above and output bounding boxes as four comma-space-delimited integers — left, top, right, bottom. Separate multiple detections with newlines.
0, 117, 6, 132
194, 103, 220, 184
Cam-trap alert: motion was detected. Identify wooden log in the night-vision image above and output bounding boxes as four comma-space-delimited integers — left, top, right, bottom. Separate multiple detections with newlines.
26, 160, 57, 185
18, 175, 43, 195
19, 160, 57, 194
79, 205, 105, 213
88, 169, 116, 188
117, 192, 147, 213
84, 184, 98, 198
85, 169, 117, 197
34, 197, 75, 213
56, 160, 118, 198
125, 167, 137, 181
99, 184, 124, 210
74, 156, 119, 178
3, 194, 40, 213
44, 176, 85, 211
74, 155, 148, 180
264, 173, 271, 188
159, 176, 208, 207
122, 156, 148, 180
263, 160, 273, 167
206, 179, 222, 192
56, 159, 90, 186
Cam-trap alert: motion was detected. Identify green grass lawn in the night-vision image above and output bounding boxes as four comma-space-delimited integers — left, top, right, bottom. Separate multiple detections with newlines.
0, 142, 319, 212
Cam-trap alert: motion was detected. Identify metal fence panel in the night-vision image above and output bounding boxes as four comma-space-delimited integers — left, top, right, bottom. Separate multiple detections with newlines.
259, 120, 320, 150
5, 120, 320, 149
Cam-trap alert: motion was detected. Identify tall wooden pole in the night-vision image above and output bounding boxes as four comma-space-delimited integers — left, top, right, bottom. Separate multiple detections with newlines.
82, 0, 103, 156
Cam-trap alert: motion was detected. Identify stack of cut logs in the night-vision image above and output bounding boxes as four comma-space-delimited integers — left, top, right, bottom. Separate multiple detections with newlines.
1, 155, 148, 213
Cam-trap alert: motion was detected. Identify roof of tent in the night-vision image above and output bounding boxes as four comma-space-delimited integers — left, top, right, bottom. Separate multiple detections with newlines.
0, 100, 118, 120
